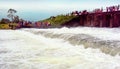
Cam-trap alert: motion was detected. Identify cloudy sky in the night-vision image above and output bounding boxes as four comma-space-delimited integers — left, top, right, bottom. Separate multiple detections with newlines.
0, 0, 119, 11
0, 0, 119, 21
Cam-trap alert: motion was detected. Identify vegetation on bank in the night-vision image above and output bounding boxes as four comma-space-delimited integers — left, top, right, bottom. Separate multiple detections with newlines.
41, 15, 78, 27
0, 8, 21, 29
0, 23, 10, 29
1, 4, 120, 29
0, 22, 19, 29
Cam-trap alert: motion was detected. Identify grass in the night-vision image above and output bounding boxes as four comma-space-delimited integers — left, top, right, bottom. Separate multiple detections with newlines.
0, 23, 19, 29
41, 15, 77, 27
0, 23, 10, 29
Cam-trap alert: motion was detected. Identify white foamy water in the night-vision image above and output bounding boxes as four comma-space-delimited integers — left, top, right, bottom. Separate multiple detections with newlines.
0, 27, 120, 69
29, 27, 120, 41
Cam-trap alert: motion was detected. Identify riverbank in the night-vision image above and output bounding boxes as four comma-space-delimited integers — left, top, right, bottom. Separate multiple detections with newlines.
0, 24, 10, 29
0, 23, 20, 29
1, 5, 120, 29
42, 5, 120, 28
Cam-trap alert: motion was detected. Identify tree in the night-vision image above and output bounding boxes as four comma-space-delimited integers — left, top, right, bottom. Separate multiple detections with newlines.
14, 15, 19, 23
7, 8, 17, 22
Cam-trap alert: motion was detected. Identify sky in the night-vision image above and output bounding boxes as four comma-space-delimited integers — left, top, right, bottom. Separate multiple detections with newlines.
0, 0, 120, 21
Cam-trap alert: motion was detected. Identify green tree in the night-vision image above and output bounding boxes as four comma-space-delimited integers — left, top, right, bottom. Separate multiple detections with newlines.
7, 8, 17, 22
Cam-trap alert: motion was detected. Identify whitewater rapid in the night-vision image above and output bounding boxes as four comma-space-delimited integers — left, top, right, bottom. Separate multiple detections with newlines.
0, 27, 120, 69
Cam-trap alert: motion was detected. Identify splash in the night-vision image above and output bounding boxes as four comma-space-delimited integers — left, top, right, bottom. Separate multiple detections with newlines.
24, 27, 120, 56
0, 27, 120, 69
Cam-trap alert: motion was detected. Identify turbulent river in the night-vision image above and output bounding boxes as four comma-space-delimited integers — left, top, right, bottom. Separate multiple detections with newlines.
0, 27, 120, 69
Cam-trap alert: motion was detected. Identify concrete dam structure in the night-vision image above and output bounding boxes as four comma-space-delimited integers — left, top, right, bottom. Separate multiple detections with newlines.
62, 11, 120, 28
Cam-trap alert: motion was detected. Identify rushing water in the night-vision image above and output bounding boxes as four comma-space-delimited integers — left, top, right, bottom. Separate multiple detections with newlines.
0, 27, 120, 69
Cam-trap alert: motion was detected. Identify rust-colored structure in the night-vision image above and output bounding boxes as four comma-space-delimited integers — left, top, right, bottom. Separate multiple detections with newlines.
62, 11, 120, 28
